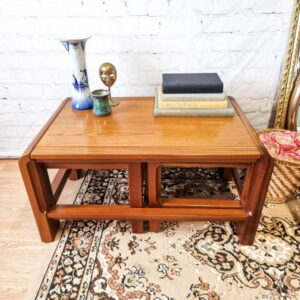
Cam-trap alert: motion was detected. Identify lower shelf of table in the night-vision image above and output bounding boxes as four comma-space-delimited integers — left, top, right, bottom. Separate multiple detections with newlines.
47, 204, 247, 221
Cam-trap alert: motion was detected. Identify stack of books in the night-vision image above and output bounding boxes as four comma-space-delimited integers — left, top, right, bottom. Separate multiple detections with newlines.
154, 73, 234, 117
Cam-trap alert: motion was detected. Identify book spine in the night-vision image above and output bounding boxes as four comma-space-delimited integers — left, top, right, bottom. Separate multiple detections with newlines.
154, 108, 234, 117
162, 85, 223, 94
162, 93, 226, 101
158, 101, 227, 109
153, 108, 234, 117
154, 88, 234, 117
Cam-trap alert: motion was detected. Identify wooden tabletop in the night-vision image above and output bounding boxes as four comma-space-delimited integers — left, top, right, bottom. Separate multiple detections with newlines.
30, 97, 261, 162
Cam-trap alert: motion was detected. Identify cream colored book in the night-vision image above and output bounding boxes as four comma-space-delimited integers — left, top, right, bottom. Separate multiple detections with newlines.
157, 87, 228, 109
161, 86, 226, 101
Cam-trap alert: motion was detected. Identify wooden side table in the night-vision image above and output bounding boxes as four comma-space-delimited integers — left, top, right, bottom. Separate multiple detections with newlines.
147, 99, 273, 245
19, 97, 273, 245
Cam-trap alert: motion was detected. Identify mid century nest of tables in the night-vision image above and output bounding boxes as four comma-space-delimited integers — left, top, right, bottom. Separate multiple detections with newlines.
19, 97, 273, 245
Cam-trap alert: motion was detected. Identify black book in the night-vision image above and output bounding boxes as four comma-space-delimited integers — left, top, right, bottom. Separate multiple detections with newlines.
162, 73, 223, 94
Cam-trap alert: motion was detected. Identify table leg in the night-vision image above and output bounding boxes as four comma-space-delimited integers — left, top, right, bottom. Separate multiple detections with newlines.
148, 162, 161, 232
237, 154, 273, 245
221, 168, 233, 181
19, 156, 60, 242
128, 163, 144, 233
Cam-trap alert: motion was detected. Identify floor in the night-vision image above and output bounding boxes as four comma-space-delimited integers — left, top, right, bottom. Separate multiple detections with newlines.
0, 160, 80, 300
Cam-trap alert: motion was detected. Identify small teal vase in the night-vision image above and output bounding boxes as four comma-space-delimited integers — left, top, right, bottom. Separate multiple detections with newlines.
91, 90, 111, 117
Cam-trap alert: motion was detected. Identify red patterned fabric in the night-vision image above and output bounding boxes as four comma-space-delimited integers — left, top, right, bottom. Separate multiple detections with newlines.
259, 130, 300, 161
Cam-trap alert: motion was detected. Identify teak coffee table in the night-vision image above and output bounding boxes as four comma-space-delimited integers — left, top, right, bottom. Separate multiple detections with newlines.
19, 97, 273, 245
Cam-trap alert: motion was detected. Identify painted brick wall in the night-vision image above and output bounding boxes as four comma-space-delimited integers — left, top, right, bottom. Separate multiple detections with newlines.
0, 0, 294, 157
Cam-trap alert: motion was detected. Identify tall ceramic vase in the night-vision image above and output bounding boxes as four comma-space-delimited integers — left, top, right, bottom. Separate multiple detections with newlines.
60, 37, 93, 110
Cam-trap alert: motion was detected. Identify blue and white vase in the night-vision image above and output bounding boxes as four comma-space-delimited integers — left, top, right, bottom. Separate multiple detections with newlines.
60, 37, 93, 110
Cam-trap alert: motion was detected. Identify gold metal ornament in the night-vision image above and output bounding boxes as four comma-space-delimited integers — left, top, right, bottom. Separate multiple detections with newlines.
99, 62, 119, 106
274, 0, 300, 128
287, 73, 300, 131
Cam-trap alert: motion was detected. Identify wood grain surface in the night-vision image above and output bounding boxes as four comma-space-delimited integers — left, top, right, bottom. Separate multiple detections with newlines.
31, 98, 260, 161
47, 204, 247, 221
0, 160, 82, 299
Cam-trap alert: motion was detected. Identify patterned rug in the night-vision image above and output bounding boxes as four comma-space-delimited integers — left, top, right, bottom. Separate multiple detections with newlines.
34, 168, 300, 300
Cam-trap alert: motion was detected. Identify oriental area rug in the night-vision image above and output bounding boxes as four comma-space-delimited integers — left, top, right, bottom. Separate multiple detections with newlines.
34, 168, 300, 300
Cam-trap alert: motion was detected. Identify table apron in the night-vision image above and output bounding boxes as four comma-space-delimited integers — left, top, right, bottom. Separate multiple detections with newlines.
38, 160, 255, 169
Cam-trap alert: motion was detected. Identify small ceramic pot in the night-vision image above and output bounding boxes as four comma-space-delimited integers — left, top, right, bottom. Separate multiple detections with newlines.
91, 89, 111, 117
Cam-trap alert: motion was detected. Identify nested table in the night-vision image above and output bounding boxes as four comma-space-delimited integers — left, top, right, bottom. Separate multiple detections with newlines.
19, 97, 273, 245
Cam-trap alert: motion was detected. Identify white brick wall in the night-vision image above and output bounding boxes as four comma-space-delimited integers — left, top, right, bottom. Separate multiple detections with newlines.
0, 0, 295, 157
